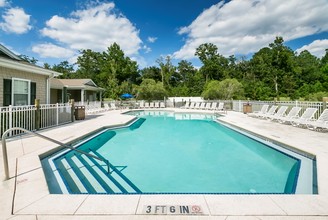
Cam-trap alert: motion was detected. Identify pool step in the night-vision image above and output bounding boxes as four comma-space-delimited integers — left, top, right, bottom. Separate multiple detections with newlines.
53, 151, 141, 194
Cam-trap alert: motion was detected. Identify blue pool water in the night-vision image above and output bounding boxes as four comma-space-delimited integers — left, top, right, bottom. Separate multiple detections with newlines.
42, 111, 316, 194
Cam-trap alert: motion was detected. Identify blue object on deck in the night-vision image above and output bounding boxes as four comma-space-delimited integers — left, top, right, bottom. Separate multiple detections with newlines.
121, 93, 133, 99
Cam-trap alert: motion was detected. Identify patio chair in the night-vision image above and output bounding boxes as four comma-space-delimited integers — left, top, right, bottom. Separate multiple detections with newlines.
306, 109, 328, 131
210, 102, 217, 111
160, 102, 165, 108
248, 104, 269, 117
103, 103, 111, 111
200, 102, 206, 109
181, 102, 190, 109
154, 102, 160, 108
149, 102, 155, 108
188, 102, 196, 109
284, 108, 318, 127
144, 102, 150, 108
215, 102, 226, 114
193, 102, 201, 109
267, 106, 288, 121
204, 102, 212, 110
276, 107, 302, 124
257, 105, 278, 119
139, 101, 145, 109
110, 102, 117, 110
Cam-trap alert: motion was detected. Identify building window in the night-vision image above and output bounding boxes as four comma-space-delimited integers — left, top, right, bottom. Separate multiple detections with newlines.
12, 78, 30, 106
3, 78, 36, 106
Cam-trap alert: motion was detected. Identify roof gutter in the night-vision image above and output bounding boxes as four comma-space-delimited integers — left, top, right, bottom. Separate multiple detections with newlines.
0, 57, 62, 77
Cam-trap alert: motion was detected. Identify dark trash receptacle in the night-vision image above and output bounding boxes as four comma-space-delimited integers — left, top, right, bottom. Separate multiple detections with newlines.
243, 103, 252, 114
74, 106, 85, 120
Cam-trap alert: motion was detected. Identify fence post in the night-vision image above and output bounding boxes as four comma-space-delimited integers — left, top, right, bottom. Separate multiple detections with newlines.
9, 105, 13, 137
70, 99, 75, 122
56, 103, 59, 126
35, 99, 40, 130
323, 97, 328, 110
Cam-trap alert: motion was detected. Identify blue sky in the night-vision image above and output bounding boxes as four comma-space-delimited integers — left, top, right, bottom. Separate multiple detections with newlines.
1, 0, 328, 69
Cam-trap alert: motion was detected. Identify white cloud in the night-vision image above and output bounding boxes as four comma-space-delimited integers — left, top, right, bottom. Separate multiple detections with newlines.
0, 0, 8, 7
32, 43, 76, 58
39, 2, 142, 58
0, 7, 32, 34
296, 39, 328, 58
147, 37, 157, 43
174, 0, 328, 60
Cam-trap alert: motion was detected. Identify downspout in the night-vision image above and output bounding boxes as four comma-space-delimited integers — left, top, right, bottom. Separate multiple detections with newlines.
47, 73, 56, 104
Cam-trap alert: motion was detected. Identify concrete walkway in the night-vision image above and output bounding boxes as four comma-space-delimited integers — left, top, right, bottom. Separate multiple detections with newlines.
0, 109, 328, 219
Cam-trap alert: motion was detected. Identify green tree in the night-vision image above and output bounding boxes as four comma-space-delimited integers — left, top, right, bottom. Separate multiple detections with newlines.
137, 79, 167, 101
195, 43, 228, 82
156, 56, 176, 90
140, 66, 162, 82
52, 61, 75, 79
202, 79, 244, 100
18, 54, 38, 64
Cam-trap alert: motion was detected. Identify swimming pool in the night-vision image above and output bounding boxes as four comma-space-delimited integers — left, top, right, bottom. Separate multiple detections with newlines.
42, 111, 316, 194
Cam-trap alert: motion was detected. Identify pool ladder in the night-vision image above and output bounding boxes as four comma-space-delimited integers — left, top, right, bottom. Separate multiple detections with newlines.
1, 127, 111, 180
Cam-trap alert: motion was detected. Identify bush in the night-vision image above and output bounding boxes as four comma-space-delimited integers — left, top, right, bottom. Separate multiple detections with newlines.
202, 78, 244, 100
137, 79, 167, 101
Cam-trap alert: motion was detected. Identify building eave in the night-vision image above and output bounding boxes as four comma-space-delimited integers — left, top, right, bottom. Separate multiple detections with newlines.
0, 57, 62, 77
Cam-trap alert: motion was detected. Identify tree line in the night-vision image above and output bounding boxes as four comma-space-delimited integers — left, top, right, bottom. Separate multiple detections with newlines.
25, 36, 328, 101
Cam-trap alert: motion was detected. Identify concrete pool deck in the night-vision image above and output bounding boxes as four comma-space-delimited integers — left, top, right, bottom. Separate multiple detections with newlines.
1, 108, 328, 219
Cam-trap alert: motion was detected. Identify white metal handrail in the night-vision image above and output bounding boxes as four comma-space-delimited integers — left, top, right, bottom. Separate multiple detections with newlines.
1, 127, 110, 180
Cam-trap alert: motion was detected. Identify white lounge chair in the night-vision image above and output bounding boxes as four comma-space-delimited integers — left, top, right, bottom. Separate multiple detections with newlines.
204, 102, 212, 110
139, 101, 145, 109
200, 102, 206, 109
154, 102, 160, 108
257, 105, 278, 119
210, 102, 217, 111
110, 102, 117, 110
160, 102, 165, 108
248, 104, 269, 117
306, 109, 328, 131
188, 102, 196, 109
277, 107, 302, 124
181, 102, 190, 109
103, 103, 111, 111
193, 102, 201, 109
267, 106, 288, 121
144, 102, 150, 108
285, 108, 318, 127
217, 102, 224, 110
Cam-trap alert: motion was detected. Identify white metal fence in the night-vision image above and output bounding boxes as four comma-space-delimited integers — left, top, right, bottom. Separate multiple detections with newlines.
0, 103, 72, 138
232, 100, 327, 119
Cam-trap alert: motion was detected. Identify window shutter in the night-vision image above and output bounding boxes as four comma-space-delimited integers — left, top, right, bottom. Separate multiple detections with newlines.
30, 82, 36, 105
3, 79, 12, 106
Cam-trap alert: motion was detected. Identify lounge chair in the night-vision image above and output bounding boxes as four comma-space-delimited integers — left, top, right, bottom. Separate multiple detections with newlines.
204, 102, 212, 110
139, 101, 145, 109
188, 102, 196, 109
248, 104, 269, 117
306, 109, 328, 131
181, 102, 190, 109
144, 102, 150, 108
210, 102, 217, 111
267, 106, 288, 121
200, 102, 206, 109
103, 103, 111, 111
257, 105, 278, 119
193, 102, 201, 109
154, 102, 160, 108
276, 107, 302, 124
110, 102, 117, 110
160, 102, 165, 108
216, 102, 226, 114
149, 102, 154, 108
284, 108, 318, 127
